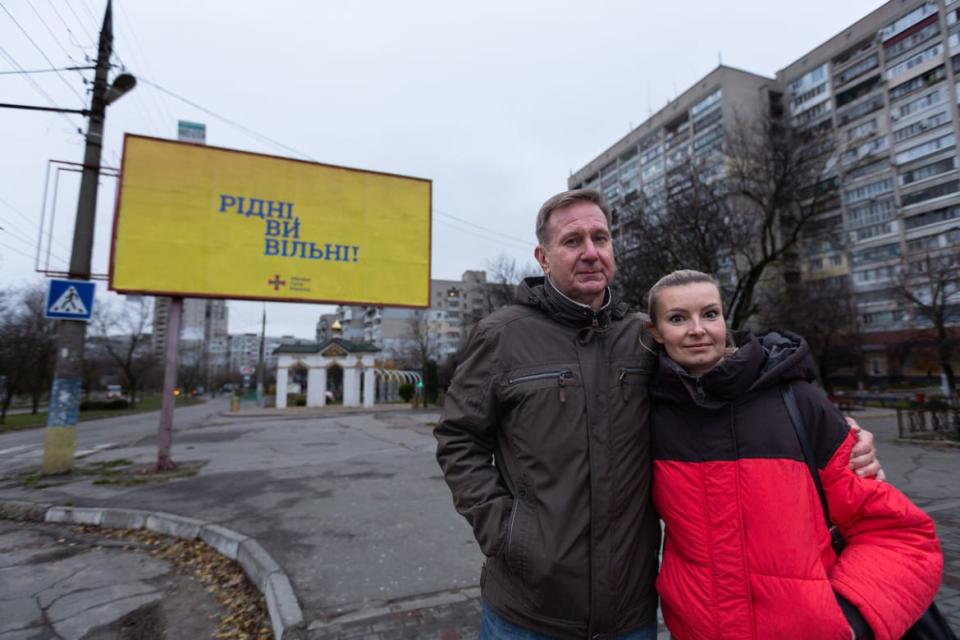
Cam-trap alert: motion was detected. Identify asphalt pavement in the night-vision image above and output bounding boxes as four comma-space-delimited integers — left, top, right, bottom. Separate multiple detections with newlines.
0, 400, 957, 639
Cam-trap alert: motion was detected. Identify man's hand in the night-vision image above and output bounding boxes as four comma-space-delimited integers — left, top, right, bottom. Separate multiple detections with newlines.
847, 418, 886, 482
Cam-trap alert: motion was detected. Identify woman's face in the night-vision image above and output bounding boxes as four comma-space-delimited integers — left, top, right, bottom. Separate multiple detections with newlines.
649, 282, 727, 377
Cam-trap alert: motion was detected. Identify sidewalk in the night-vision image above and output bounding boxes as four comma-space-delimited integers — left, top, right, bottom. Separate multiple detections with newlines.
0, 406, 956, 639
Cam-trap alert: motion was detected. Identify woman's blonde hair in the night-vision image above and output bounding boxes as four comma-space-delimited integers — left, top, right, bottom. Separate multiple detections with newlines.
646, 269, 721, 323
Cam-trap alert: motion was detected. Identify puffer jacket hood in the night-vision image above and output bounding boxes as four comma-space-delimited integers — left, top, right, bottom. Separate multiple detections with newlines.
517, 276, 629, 330
650, 329, 817, 408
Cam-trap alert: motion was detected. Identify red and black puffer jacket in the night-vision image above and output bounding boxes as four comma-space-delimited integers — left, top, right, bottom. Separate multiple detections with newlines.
649, 330, 943, 640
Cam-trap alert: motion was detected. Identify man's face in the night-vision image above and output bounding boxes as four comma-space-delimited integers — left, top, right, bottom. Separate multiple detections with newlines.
535, 201, 615, 310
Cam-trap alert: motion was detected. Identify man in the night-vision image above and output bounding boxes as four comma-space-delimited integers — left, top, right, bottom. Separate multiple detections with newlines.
434, 189, 879, 639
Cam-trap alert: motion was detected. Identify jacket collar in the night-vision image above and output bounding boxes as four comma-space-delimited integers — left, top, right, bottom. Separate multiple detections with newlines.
518, 276, 626, 329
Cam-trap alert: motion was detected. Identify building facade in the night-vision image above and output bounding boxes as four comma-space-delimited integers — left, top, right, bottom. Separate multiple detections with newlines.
570, 0, 960, 383
317, 270, 497, 364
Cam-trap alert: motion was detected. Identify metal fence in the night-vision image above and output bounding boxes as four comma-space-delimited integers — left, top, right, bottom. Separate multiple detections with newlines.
896, 403, 960, 441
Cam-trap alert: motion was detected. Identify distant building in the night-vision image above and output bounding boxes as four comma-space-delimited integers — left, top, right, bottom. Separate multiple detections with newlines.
153, 298, 229, 376
320, 270, 500, 364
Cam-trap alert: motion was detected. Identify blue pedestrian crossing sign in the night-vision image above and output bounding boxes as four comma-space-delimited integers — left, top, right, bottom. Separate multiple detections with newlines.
45, 279, 95, 321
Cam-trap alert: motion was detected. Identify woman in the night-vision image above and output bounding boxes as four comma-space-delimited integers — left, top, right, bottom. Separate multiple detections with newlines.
645, 269, 943, 640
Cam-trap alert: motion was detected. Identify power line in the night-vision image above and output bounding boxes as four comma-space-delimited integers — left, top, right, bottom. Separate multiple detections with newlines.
0, 2, 87, 105
434, 208, 535, 248
435, 216, 534, 253
0, 65, 93, 75
114, 1, 176, 128
0, 238, 39, 262
25, 0, 84, 69
61, 0, 95, 45
0, 193, 72, 259
138, 76, 318, 161
0, 46, 82, 130
45, 0, 93, 52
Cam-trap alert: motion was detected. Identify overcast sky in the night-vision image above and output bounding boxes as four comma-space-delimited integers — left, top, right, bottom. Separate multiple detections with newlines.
1, 0, 885, 338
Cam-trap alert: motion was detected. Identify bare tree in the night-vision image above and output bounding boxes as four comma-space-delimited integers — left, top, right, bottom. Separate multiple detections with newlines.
0, 285, 57, 423
91, 297, 157, 405
763, 275, 862, 395
481, 254, 539, 313
898, 245, 960, 395
401, 310, 440, 369
615, 109, 838, 328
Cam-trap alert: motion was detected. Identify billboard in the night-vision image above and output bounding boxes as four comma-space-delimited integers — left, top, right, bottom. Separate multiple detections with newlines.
109, 135, 431, 307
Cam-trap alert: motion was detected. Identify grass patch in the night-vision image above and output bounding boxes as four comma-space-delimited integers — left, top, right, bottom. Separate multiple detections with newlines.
0, 394, 202, 433
89, 460, 205, 487
5, 458, 205, 490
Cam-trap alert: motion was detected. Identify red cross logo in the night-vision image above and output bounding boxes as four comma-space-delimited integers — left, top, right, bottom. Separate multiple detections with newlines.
268, 274, 286, 291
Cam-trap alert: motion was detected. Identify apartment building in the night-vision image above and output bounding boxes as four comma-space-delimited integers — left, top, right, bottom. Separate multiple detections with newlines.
569, 65, 775, 251
570, 0, 960, 381
153, 297, 229, 373
779, 0, 960, 354
317, 270, 496, 364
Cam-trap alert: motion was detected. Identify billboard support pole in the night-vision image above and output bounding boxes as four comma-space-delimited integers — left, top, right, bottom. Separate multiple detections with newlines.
256, 305, 266, 407
156, 296, 182, 471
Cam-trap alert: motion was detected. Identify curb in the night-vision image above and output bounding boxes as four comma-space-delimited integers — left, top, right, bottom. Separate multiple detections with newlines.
0, 500, 305, 640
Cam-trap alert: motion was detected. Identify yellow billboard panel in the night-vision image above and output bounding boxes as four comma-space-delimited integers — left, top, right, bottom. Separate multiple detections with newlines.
110, 135, 431, 307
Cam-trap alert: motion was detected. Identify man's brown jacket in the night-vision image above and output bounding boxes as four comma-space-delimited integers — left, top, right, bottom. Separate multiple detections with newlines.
435, 277, 659, 639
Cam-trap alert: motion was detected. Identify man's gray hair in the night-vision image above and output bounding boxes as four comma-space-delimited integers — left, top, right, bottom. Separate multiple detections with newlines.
535, 189, 611, 245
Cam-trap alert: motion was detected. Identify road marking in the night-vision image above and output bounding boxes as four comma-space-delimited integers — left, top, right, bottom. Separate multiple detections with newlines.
76, 443, 117, 458
0, 445, 33, 457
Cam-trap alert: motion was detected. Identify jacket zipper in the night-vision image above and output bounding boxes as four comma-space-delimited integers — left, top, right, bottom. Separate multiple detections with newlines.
618, 366, 645, 401
695, 377, 706, 403
507, 369, 574, 403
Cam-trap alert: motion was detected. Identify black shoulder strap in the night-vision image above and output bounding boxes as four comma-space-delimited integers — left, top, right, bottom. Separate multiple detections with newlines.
780, 383, 832, 530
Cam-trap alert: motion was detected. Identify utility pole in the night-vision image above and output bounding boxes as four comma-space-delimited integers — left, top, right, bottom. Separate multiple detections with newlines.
42, 1, 134, 473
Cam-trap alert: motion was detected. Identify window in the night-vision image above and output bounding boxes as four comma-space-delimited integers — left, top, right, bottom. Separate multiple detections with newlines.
847, 197, 896, 227
792, 100, 833, 127
834, 55, 879, 87
642, 160, 663, 180
853, 265, 900, 284
836, 75, 882, 108
640, 144, 662, 165
791, 82, 831, 115
884, 17, 940, 60
845, 119, 877, 142
851, 243, 900, 266
880, 3, 938, 42
850, 221, 897, 243
906, 228, 960, 252
895, 132, 955, 164
888, 65, 946, 101
856, 288, 896, 304
900, 179, 960, 206
693, 107, 723, 133
900, 156, 956, 186
903, 203, 960, 229
886, 43, 944, 81
890, 87, 943, 121
840, 136, 889, 166
845, 159, 887, 181
691, 89, 721, 117
845, 178, 894, 205
789, 64, 828, 94
837, 94, 885, 126
892, 110, 950, 143
693, 128, 724, 153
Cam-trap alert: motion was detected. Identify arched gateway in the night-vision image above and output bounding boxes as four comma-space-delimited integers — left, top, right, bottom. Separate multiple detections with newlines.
274, 338, 381, 409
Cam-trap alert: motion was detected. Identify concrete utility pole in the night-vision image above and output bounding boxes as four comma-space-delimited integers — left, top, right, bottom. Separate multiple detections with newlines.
42, 1, 134, 473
